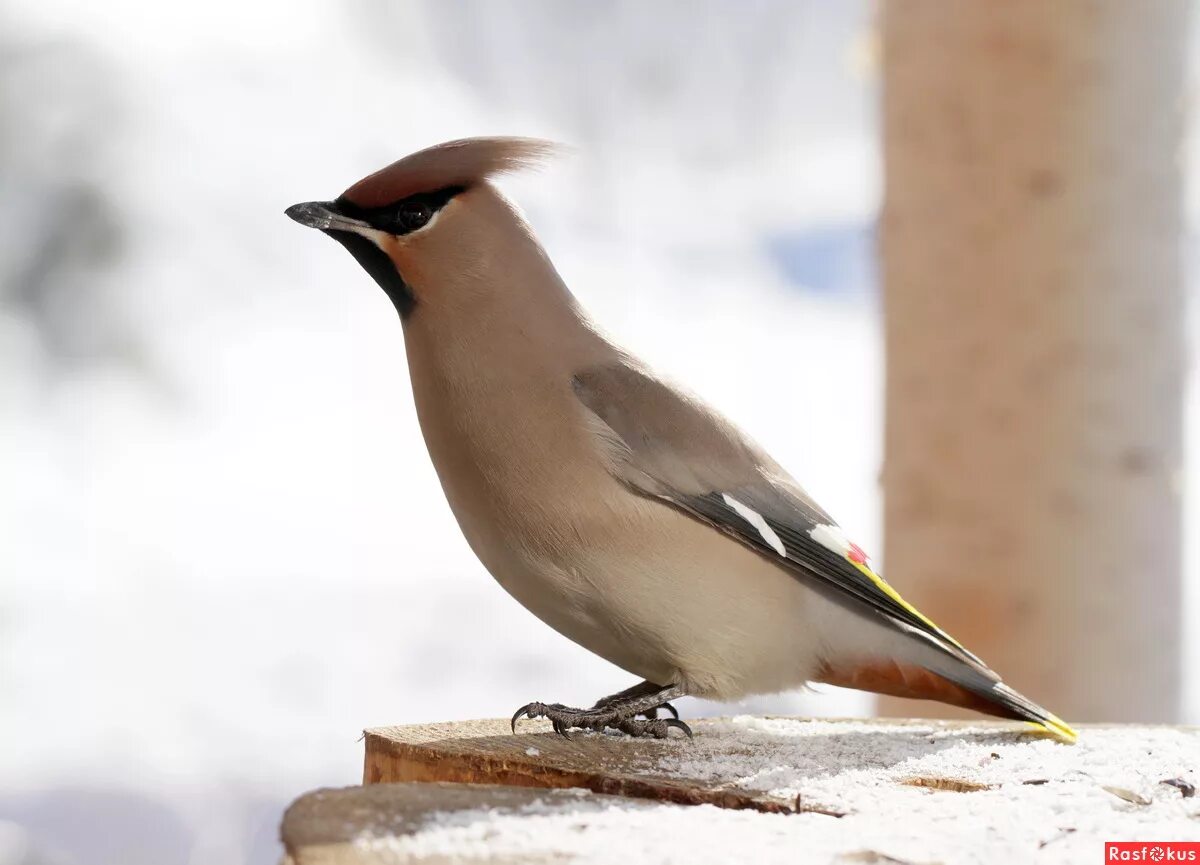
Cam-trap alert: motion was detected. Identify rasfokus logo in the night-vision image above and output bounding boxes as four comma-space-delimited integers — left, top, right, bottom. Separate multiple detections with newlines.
1106, 843, 1200, 861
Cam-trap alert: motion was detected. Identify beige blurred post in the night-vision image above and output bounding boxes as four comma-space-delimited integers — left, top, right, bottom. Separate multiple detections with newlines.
879, 2, 1187, 722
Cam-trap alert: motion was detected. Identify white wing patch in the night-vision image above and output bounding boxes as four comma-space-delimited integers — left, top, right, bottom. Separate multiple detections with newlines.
721, 494, 786, 557
809, 523, 852, 556
809, 522, 870, 566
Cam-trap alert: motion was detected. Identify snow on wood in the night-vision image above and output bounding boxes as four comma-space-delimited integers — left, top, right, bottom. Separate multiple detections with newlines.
319, 716, 1200, 863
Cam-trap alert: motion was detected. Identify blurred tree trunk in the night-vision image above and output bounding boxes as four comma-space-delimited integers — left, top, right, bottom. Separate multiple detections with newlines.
880, 1, 1187, 723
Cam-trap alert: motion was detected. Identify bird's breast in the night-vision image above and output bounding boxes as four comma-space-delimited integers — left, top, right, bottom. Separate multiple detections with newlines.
402, 331, 613, 574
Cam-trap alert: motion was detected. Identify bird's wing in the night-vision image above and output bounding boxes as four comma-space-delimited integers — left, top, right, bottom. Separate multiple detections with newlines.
573, 359, 1076, 741
572, 359, 968, 655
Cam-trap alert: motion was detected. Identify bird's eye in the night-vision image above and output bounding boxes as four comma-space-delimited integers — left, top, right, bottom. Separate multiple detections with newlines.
393, 201, 433, 233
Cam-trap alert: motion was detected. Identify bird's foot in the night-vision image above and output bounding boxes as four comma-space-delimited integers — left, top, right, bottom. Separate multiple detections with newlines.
591, 693, 680, 721
511, 701, 692, 739
639, 703, 680, 721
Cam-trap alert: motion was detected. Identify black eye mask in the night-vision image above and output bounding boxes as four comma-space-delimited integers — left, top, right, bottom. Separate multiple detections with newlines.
335, 186, 465, 236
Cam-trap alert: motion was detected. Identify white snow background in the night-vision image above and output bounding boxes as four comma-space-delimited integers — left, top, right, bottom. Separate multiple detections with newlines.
0, 2, 1196, 864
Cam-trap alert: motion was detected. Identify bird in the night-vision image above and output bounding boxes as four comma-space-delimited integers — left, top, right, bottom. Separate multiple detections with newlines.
285, 137, 1076, 743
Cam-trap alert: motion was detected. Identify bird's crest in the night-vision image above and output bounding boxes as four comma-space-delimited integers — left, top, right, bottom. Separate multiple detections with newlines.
340, 137, 561, 208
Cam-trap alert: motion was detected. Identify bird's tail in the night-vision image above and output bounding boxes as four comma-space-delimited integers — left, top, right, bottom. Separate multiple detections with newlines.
817, 657, 1078, 742
970, 680, 1078, 742
918, 644, 1078, 742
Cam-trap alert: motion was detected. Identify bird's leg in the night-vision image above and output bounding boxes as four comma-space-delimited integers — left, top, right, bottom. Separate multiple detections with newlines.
512, 681, 691, 739
588, 680, 681, 721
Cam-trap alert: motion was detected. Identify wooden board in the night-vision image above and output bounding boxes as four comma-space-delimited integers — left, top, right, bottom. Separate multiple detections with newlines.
281, 782, 647, 865
363, 716, 1037, 814
304, 717, 1200, 863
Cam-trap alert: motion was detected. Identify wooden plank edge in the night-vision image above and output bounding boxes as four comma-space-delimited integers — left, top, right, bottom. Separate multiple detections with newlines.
362, 728, 796, 814
361, 717, 1198, 817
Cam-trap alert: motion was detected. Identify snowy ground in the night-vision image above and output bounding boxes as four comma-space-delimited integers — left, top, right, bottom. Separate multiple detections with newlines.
0, 2, 1197, 865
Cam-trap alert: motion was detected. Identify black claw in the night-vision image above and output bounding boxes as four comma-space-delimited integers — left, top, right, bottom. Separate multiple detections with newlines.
661, 702, 680, 721
663, 718, 693, 739
511, 702, 540, 734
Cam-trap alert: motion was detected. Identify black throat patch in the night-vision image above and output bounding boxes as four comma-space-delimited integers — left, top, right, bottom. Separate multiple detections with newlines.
326, 229, 415, 319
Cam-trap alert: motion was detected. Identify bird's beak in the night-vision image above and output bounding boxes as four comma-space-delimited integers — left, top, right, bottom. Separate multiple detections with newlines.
285, 200, 370, 234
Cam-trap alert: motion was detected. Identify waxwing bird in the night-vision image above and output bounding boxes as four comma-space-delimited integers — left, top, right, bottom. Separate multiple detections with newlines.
285, 137, 1076, 743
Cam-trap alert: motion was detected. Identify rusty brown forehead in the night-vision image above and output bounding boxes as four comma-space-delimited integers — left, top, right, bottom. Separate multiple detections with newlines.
339, 137, 560, 209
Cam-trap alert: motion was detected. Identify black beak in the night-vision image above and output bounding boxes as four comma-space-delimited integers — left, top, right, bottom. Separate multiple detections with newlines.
286, 197, 416, 319
285, 200, 369, 233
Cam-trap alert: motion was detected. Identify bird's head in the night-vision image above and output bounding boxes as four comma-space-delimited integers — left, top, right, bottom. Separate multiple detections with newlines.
286, 137, 559, 319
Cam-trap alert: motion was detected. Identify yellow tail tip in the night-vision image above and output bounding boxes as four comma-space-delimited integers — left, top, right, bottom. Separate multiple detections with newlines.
1030, 714, 1078, 743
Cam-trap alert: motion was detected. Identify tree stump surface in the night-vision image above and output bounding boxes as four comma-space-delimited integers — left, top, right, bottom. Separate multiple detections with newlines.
280, 716, 1199, 864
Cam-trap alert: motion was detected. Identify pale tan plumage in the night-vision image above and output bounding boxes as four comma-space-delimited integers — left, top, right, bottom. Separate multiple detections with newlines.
286, 137, 1076, 741
341, 137, 561, 208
